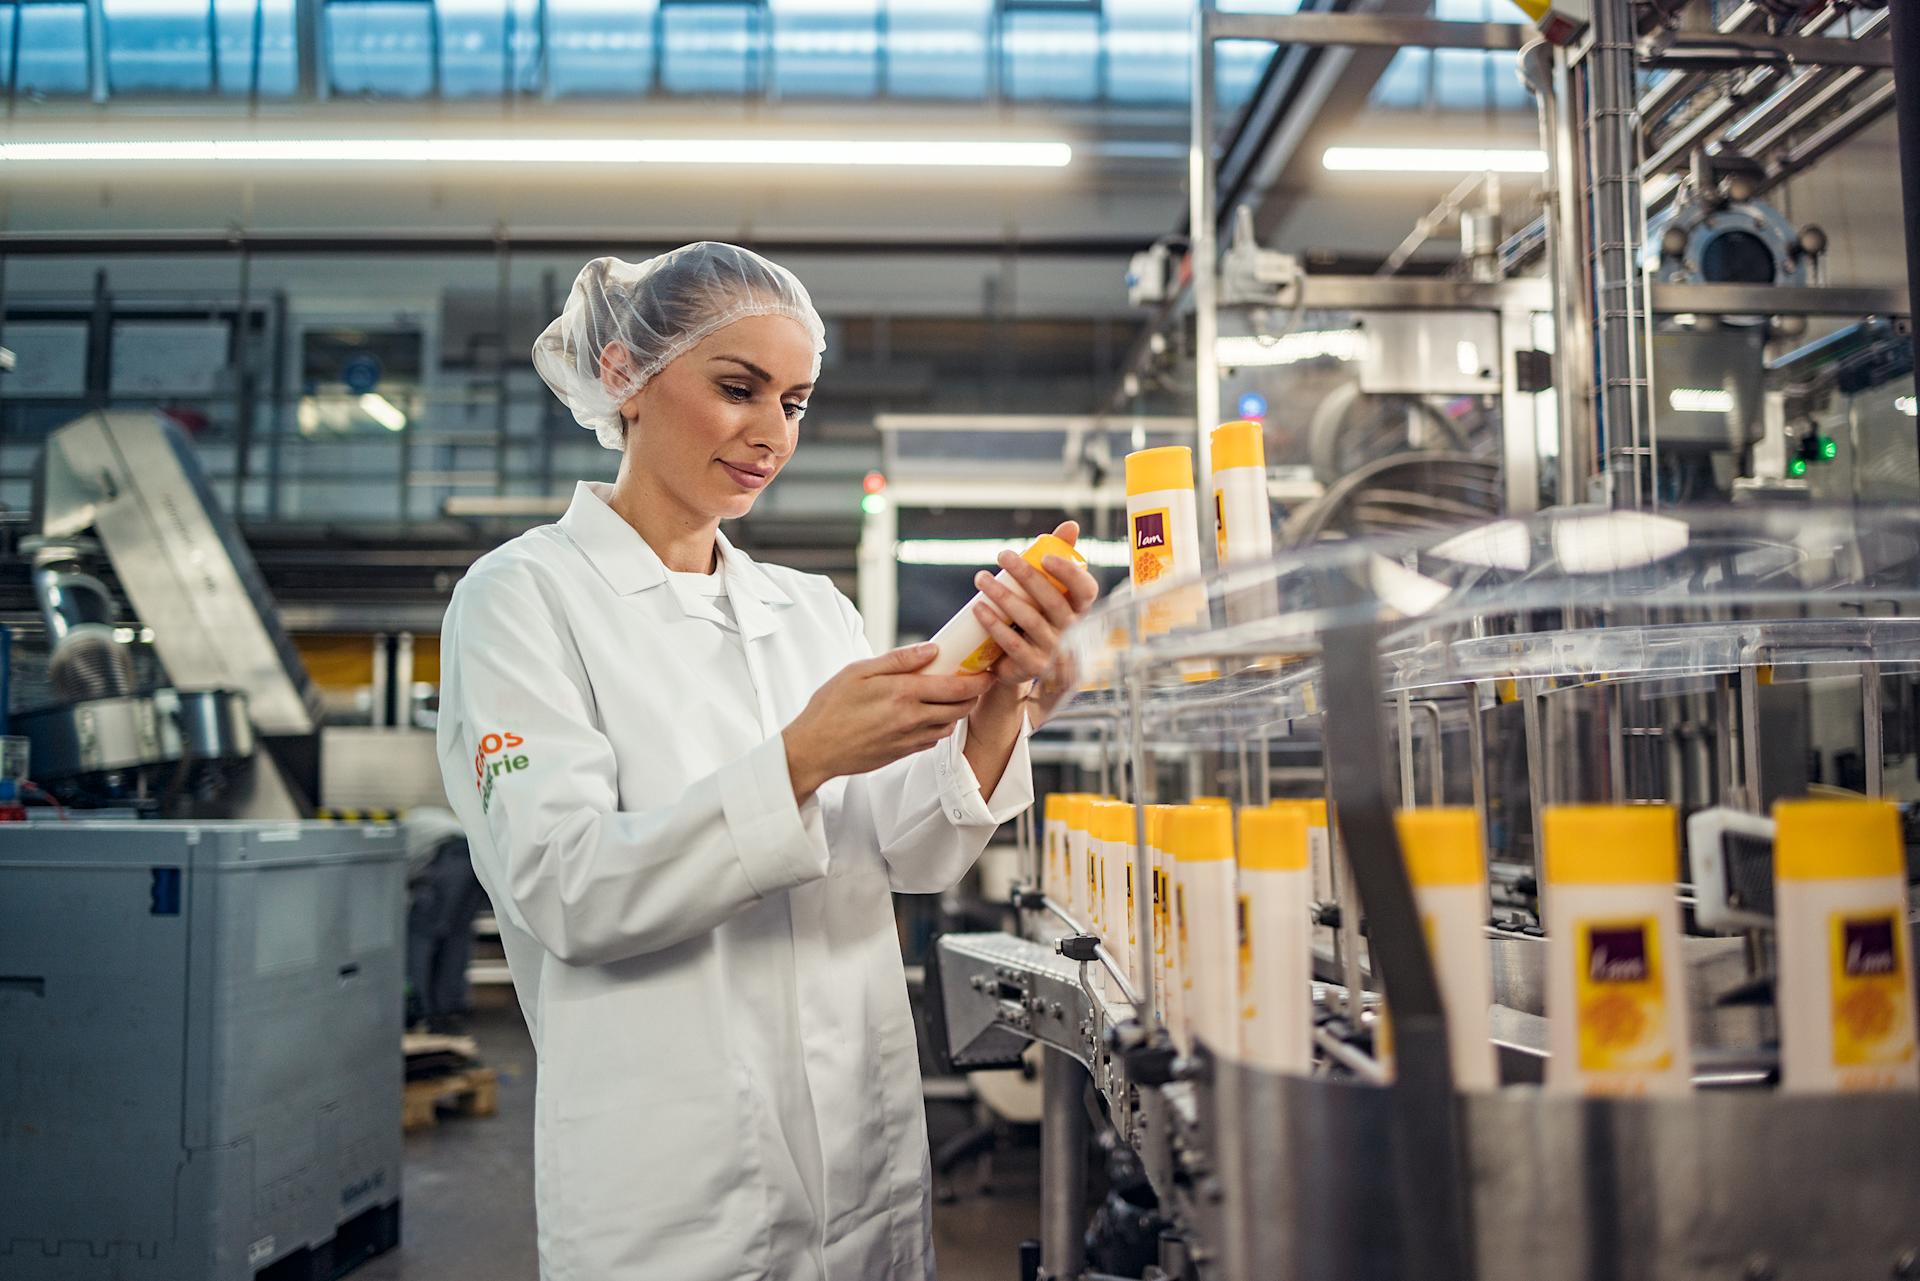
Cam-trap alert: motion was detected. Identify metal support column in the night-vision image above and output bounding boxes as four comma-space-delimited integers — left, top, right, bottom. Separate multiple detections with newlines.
295, 0, 323, 99
1190, 0, 1222, 539
1038, 1047, 1088, 1281
1583, 0, 1655, 508
1522, 38, 1596, 506
231, 239, 255, 517
1891, 0, 1920, 460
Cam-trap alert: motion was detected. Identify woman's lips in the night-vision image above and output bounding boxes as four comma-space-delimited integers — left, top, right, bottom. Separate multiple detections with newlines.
719, 460, 772, 491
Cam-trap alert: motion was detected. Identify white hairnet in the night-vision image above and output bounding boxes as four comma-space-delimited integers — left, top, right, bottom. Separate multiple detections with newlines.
531, 241, 827, 451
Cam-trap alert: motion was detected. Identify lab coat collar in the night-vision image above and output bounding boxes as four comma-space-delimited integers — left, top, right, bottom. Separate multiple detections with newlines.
558, 482, 793, 632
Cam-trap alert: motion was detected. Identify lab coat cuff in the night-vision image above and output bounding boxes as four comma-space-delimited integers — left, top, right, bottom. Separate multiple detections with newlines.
937, 706, 1036, 828
722, 735, 830, 897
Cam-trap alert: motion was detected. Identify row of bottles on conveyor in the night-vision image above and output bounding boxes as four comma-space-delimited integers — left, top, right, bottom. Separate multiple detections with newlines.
1051, 420, 1917, 1095
1040, 795, 1918, 1094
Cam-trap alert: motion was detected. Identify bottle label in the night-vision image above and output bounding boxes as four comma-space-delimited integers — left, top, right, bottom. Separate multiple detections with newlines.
1153, 867, 1167, 956
1176, 883, 1191, 994
958, 634, 1003, 673
1829, 909, 1917, 1074
1574, 917, 1673, 1074
1088, 854, 1101, 926
1131, 507, 1176, 588
1237, 892, 1255, 1023
1125, 862, 1137, 948
1214, 489, 1227, 562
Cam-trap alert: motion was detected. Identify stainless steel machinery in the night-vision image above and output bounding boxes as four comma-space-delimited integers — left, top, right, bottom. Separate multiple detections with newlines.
16, 409, 323, 816
935, 504, 1920, 1281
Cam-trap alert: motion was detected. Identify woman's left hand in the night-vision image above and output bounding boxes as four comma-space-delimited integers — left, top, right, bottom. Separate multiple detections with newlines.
970, 520, 1102, 694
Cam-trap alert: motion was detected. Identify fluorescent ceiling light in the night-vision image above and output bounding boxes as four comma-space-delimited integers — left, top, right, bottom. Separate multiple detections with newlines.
1215, 329, 1363, 369
360, 393, 409, 432
1323, 146, 1547, 174
1669, 388, 1735, 414
1897, 396, 1916, 417
0, 138, 1072, 169
896, 537, 1129, 570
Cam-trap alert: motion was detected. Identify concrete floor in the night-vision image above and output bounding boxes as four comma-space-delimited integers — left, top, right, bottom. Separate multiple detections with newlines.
355, 995, 1041, 1281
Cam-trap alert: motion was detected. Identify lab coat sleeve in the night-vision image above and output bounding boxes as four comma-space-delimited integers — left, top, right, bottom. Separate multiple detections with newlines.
834, 593, 1035, 894
439, 567, 830, 966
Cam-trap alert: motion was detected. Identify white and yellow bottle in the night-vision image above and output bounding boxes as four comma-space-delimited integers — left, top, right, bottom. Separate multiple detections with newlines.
1125, 448, 1211, 681
1064, 793, 1092, 926
1272, 799, 1333, 957
1543, 805, 1693, 1096
1079, 795, 1107, 995
1395, 808, 1498, 1091
1237, 805, 1313, 1073
1146, 804, 1176, 1029
1041, 793, 1065, 908
1095, 800, 1138, 997
1210, 420, 1281, 636
1773, 798, 1918, 1093
1175, 803, 1241, 1058
924, 533, 1086, 676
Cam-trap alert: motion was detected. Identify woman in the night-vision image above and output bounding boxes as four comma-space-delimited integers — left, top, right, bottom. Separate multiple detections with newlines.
435, 242, 1098, 1281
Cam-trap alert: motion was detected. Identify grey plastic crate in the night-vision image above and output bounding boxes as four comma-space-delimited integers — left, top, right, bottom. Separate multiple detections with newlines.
0, 821, 406, 1280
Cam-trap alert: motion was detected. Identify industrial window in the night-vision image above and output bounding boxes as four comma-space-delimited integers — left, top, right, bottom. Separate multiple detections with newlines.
3, 1, 90, 97
884, 0, 988, 99
543, 0, 654, 96
657, 0, 765, 95
772, 0, 880, 98
325, 0, 439, 96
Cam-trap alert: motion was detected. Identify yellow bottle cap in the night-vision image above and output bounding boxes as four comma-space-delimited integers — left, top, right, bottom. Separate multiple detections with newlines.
1395, 808, 1486, 887
1096, 800, 1137, 846
1239, 806, 1309, 873
1020, 533, 1087, 592
1146, 804, 1175, 852
1210, 420, 1266, 472
1773, 798, 1904, 880
1193, 795, 1232, 809
1172, 804, 1235, 864
1125, 445, 1194, 497
1044, 793, 1063, 825
1270, 797, 1328, 827
1066, 794, 1094, 834
1542, 805, 1677, 885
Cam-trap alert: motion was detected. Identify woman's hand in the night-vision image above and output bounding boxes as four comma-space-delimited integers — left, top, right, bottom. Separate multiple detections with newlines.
782, 644, 994, 805
958, 522, 1102, 796
969, 520, 1102, 692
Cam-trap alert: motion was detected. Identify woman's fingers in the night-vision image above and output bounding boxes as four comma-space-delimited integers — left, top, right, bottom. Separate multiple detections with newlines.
1043, 556, 1101, 613
903, 671, 994, 705
995, 553, 1078, 632
974, 608, 1047, 680
976, 567, 1059, 648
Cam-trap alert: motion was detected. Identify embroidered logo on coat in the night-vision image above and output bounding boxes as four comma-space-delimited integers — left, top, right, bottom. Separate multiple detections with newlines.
474, 731, 529, 814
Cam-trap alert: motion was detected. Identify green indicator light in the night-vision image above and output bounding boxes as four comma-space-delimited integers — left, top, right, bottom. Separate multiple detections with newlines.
860, 492, 888, 515
1790, 459, 1808, 478
1820, 437, 1838, 460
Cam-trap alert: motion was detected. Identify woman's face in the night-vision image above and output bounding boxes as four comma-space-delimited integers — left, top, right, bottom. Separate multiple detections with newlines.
612, 312, 816, 523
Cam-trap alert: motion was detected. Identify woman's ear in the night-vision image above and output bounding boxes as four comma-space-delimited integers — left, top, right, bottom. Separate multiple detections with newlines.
598, 341, 636, 393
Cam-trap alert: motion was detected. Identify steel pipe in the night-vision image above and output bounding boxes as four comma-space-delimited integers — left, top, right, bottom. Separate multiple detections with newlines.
1889, 0, 1920, 417
1039, 1047, 1089, 1281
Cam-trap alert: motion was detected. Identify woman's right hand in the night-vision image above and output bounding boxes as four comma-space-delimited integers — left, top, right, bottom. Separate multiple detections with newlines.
782, 643, 994, 804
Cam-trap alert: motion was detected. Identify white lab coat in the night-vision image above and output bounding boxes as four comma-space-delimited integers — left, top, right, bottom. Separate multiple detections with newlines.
435, 481, 1033, 1281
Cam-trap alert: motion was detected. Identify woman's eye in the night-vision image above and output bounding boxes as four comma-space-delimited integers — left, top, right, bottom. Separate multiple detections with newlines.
784, 402, 808, 420
720, 383, 751, 401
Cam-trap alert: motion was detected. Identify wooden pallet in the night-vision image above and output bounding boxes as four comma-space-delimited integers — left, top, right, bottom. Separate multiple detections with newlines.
403, 1066, 499, 1132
